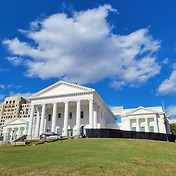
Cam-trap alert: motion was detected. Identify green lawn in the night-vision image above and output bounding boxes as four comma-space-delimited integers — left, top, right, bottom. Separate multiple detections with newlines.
0, 138, 176, 176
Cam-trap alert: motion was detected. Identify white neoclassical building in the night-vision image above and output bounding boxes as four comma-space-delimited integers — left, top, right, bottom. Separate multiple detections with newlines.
2, 81, 171, 142
24, 81, 116, 139
112, 106, 171, 134
3, 118, 29, 141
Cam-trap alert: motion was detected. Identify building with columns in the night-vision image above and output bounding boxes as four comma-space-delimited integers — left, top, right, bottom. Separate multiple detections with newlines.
26, 81, 116, 139
0, 96, 37, 137
2, 81, 171, 142
112, 106, 171, 134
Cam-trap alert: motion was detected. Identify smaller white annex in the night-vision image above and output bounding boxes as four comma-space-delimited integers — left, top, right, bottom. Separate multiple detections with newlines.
3, 118, 29, 141
112, 106, 171, 134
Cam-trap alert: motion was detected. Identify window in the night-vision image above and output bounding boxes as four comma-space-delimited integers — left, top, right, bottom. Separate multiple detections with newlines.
132, 127, 136, 131
150, 126, 154, 132
58, 113, 61, 118
140, 127, 145, 132
57, 128, 60, 135
48, 114, 51, 121
6, 101, 8, 104
81, 111, 84, 118
69, 112, 72, 119
13, 100, 15, 103
9, 101, 11, 104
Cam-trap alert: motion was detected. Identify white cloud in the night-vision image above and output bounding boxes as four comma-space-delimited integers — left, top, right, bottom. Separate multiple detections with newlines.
166, 105, 176, 116
110, 81, 126, 90
9, 92, 33, 100
3, 4, 161, 87
158, 70, 176, 95
162, 58, 169, 65
6, 57, 23, 66
0, 85, 5, 89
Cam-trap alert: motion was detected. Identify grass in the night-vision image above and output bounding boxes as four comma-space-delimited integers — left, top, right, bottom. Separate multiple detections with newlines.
0, 138, 176, 176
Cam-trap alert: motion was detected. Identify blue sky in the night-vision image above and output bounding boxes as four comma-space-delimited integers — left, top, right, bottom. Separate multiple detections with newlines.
0, 0, 176, 119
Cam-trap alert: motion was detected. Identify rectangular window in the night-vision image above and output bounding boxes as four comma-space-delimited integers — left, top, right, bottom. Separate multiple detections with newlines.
81, 111, 84, 118
141, 127, 145, 132
150, 126, 154, 132
132, 127, 136, 131
69, 112, 72, 119
48, 114, 51, 121
58, 113, 61, 118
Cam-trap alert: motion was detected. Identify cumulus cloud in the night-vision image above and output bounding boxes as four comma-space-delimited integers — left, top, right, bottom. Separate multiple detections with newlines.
158, 70, 176, 95
9, 92, 33, 100
6, 57, 23, 66
166, 105, 176, 117
3, 4, 160, 87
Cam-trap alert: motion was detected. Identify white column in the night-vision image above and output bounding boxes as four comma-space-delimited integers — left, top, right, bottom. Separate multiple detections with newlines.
39, 104, 46, 135
17, 127, 21, 138
154, 117, 159, 133
145, 118, 149, 132
3, 129, 7, 141
89, 99, 93, 128
136, 118, 140, 131
51, 103, 57, 132
28, 105, 34, 136
24, 127, 27, 135
97, 106, 100, 127
63, 102, 69, 136
76, 100, 81, 136
127, 119, 131, 131
35, 109, 41, 137
93, 103, 97, 128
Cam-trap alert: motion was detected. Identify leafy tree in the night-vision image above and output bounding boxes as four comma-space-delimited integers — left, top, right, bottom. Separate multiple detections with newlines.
170, 123, 176, 135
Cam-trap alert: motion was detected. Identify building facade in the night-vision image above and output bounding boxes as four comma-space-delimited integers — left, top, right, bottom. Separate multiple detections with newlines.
26, 81, 116, 139
112, 106, 171, 134
2, 81, 171, 142
0, 96, 36, 136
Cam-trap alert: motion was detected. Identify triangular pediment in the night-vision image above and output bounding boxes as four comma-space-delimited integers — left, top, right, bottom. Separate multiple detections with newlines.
125, 106, 157, 116
30, 81, 95, 99
5, 118, 28, 126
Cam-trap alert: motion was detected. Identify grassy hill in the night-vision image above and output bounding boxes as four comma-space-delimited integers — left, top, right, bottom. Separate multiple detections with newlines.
0, 138, 176, 176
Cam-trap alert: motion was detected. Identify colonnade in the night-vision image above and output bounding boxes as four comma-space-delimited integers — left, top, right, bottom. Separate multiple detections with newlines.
129, 117, 159, 132
3, 127, 27, 141
28, 99, 100, 138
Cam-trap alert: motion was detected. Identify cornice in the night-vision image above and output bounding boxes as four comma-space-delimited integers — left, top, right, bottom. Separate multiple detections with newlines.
30, 91, 93, 101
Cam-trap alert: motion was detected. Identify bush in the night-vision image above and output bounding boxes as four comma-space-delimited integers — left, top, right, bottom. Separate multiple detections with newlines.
170, 123, 176, 135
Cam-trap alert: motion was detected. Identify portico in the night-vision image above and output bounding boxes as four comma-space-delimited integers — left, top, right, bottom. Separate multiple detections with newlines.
117, 106, 171, 134
3, 118, 29, 141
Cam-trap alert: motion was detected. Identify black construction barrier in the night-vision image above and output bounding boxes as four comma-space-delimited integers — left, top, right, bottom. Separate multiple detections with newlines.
85, 129, 176, 143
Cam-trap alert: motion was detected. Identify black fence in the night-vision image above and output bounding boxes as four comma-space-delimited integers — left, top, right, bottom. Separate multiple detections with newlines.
86, 129, 176, 142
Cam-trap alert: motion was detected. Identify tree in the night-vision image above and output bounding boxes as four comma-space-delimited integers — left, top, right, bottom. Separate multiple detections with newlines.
170, 123, 176, 135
